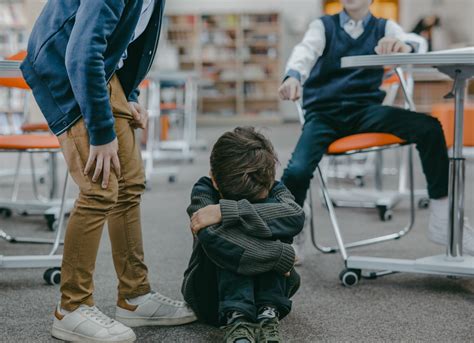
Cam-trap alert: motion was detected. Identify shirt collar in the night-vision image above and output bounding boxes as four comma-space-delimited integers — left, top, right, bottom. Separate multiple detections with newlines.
339, 10, 373, 28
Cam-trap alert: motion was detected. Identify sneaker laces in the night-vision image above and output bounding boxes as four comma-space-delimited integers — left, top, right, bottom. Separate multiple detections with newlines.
222, 321, 258, 342
259, 318, 280, 340
153, 292, 182, 307
81, 306, 115, 326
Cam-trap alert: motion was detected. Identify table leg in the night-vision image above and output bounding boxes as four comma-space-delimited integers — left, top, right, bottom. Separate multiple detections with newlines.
447, 77, 466, 258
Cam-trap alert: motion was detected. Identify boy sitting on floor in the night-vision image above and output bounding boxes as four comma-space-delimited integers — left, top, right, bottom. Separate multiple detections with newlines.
182, 127, 305, 343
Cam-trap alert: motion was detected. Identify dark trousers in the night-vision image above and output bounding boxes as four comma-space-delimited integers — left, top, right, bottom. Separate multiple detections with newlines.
282, 103, 450, 206
217, 268, 292, 324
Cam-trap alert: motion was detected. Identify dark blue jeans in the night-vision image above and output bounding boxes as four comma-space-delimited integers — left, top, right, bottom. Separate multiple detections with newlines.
217, 268, 292, 324
282, 103, 449, 206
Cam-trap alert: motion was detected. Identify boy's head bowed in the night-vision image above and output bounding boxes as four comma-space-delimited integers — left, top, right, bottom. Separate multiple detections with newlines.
210, 127, 278, 202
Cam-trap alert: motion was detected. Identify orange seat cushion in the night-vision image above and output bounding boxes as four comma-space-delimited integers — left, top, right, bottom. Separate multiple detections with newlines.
0, 77, 30, 90
431, 103, 474, 147
0, 134, 60, 150
21, 122, 50, 132
328, 133, 405, 155
0, 51, 29, 90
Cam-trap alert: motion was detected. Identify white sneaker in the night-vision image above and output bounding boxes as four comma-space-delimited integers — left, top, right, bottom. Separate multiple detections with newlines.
293, 202, 310, 266
115, 291, 197, 327
428, 198, 474, 255
52, 304, 136, 343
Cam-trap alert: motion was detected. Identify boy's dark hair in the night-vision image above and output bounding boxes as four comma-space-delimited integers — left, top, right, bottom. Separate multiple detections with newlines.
210, 127, 278, 202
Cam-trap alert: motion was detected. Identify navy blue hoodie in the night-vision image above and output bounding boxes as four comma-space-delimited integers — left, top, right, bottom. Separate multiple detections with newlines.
21, 0, 165, 145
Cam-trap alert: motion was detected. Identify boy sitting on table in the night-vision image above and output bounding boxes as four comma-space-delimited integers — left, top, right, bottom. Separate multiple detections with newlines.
278, 0, 473, 260
182, 127, 305, 343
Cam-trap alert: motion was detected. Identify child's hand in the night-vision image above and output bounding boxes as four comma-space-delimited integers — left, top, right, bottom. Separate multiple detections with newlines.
278, 77, 302, 101
128, 102, 148, 129
375, 37, 412, 55
190, 204, 222, 234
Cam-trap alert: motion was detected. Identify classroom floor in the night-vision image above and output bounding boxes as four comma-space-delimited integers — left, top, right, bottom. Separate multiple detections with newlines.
1, 123, 473, 342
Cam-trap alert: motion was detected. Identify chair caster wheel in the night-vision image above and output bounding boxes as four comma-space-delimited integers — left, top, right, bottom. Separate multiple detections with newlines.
0, 208, 12, 218
44, 267, 61, 285
45, 214, 57, 231
418, 198, 430, 209
354, 175, 365, 187
377, 206, 393, 221
339, 269, 361, 287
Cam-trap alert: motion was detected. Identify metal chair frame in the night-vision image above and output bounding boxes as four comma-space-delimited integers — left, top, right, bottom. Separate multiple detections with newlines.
0, 146, 68, 285
297, 67, 417, 263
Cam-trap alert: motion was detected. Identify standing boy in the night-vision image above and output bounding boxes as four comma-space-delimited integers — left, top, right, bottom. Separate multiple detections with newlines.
21, 1, 195, 342
279, 0, 473, 259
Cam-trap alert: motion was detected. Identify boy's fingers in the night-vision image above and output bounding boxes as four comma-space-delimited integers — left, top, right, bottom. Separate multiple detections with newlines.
130, 105, 140, 120
102, 158, 110, 188
387, 40, 396, 53
92, 157, 103, 182
278, 87, 286, 100
295, 85, 301, 100
112, 153, 121, 178
394, 41, 404, 52
84, 153, 95, 175
290, 85, 297, 100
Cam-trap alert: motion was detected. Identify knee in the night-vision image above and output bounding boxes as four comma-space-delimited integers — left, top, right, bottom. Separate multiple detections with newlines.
420, 116, 445, 141
283, 161, 314, 183
78, 182, 119, 211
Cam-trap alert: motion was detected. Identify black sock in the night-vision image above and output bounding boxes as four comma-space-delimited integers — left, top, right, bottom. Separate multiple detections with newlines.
257, 306, 279, 321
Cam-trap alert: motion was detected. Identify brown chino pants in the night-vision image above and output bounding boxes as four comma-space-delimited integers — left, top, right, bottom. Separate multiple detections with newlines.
58, 75, 151, 311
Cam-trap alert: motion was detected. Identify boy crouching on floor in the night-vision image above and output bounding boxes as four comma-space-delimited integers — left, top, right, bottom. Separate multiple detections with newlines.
182, 127, 305, 343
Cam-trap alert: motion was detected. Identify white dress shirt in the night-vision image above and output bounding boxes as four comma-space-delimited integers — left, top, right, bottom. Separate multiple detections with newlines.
285, 12, 428, 84
117, 0, 155, 69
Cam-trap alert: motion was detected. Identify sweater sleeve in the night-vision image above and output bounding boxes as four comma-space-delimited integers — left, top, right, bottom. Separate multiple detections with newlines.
197, 226, 296, 276
219, 181, 305, 240
188, 177, 295, 275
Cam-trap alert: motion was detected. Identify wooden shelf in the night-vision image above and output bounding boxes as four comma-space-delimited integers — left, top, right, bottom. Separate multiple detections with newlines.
165, 12, 282, 118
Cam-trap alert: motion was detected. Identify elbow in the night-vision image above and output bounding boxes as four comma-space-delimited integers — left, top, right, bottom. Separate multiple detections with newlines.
293, 213, 305, 236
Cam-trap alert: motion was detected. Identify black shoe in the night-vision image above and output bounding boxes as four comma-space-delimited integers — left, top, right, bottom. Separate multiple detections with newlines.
257, 317, 283, 343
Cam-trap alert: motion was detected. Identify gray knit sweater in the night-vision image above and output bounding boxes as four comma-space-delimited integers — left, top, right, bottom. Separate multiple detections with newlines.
181, 176, 304, 325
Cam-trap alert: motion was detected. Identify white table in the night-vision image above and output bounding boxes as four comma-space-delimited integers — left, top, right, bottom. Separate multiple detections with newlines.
340, 48, 474, 278
0, 60, 22, 77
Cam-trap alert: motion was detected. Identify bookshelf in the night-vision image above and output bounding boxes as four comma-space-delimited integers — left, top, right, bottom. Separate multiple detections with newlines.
165, 12, 282, 120
0, 0, 27, 58
0, 0, 28, 131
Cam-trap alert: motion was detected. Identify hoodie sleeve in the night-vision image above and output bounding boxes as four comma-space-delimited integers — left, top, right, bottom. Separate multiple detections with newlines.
65, 0, 127, 146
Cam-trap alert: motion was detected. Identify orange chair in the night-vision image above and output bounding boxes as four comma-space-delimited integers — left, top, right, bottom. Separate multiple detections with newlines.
0, 51, 49, 133
431, 103, 474, 147
0, 134, 68, 285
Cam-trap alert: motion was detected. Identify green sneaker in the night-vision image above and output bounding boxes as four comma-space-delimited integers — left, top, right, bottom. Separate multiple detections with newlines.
221, 320, 258, 343
257, 317, 283, 343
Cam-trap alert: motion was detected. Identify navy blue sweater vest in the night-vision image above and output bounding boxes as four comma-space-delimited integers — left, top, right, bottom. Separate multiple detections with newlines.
303, 14, 387, 112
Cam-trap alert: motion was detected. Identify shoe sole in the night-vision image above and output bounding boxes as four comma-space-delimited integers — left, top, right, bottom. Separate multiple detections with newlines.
52, 326, 136, 343
115, 314, 197, 328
